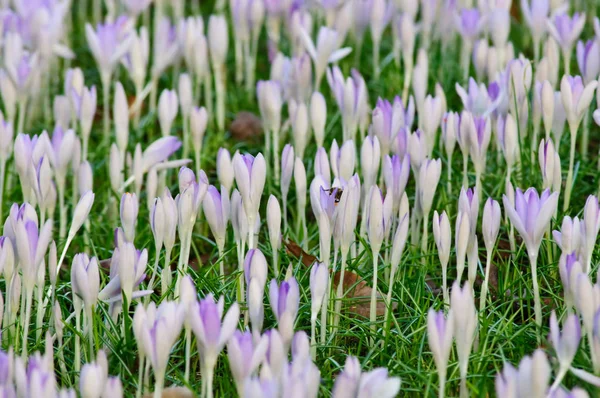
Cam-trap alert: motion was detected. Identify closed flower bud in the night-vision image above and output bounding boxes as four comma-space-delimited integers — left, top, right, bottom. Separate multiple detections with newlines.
70, 191, 95, 241
450, 282, 477, 385
120, 193, 138, 243
190, 107, 208, 155
267, 195, 281, 255
158, 89, 178, 137
549, 311, 581, 369
360, 136, 380, 192
418, 158, 442, 217
114, 82, 129, 153
216, 148, 234, 192
310, 92, 327, 148
309, 262, 329, 321
427, 308, 454, 389
482, 198, 501, 253
314, 147, 331, 185
280, 145, 295, 202
178, 73, 193, 119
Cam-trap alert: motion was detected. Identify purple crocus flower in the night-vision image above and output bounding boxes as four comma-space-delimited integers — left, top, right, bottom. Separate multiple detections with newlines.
521, 0, 550, 46
202, 185, 230, 255
427, 309, 453, 393
98, 243, 151, 304
85, 16, 133, 80
371, 96, 414, 156
456, 78, 500, 117
469, 115, 491, 175
503, 187, 558, 259
326, 66, 367, 141
576, 40, 600, 84
455, 8, 483, 43
382, 154, 410, 214
547, 13, 585, 55
549, 311, 581, 369
227, 330, 268, 395
269, 278, 300, 323
190, 294, 240, 368
558, 252, 581, 309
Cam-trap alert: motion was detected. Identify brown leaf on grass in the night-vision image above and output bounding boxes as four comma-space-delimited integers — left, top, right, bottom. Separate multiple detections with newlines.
284, 239, 318, 267
333, 271, 396, 318
144, 387, 195, 398
229, 111, 263, 141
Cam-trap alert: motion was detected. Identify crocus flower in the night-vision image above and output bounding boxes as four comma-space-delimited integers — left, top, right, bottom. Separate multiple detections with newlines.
427, 309, 454, 397
547, 13, 585, 73
98, 243, 151, 305
299, 26, 352, 88
576, 40, 600, 84
190, 294, 240, 396
202, 185, 230, 259
495, 349, 550, 398
330, 139, 356, 181
451, 282, 477, 398
553, 216, 581, 255
233, 152, 266, 247
136, 301, 184, 397
157, 89, 178, 137
496, 114, 518, 180
581, 196, 600, 274
480, 198, 501, 310
503, 187, 558, 327
468, 116, 491, 195
85, 16, 133, 83
267, 195, 282, 276
257, 80, 283, 138
418, 159, 442, 227
561, 75, 598, 134
382, 155, 410, 215
521, 0, 550, 56
549, 311, 581, 387
558, 253, 582, 310
71, 254, 100, 312
326, 66, 368, 141
310, 92, 327, 148
433, 210, 451, 303
332, 356, 401, 398
269, 278, 300, 346
360, 136, 381, 197
281, 144, 295, 214
217, 148, 234, 193
119, 193, 138, 243
227, 331, 268, 395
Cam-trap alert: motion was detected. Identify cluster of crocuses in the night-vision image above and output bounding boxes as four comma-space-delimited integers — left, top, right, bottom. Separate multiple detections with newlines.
0, 0, 599, 396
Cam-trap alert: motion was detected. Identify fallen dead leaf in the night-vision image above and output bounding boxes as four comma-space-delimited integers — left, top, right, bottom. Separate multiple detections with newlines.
333, 271, 396, 318
229, 111, 263, 141
284, 239, 318, 267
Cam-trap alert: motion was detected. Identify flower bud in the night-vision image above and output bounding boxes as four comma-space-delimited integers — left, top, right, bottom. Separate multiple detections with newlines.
267, 195, 281, 255
310, 92, 327, 148
314, 147, 331, 185
190, 107, 208, 155
281, 145, 295, 202
114, 82, 129, 153
70, 191, 95, 240
291, 101, 309, 159
77, 162, 93, 197
158, 89, 178, 137
120, 193, 139, 243
216, 148, 234, 193
309, 263, 328, 321
482, 198, 501, 253
178, 73, 193, 119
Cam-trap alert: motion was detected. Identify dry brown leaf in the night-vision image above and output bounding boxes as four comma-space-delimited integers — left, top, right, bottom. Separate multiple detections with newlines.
144, 387, 195, 398
284, 240, 318, 267
333, 271, 396, 318
229, 111, 263, 141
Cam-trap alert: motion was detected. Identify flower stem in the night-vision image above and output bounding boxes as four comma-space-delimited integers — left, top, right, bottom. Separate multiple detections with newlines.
480, 252, 492, 312
529, 253, 542, 339
564, 130, 577, 211
370, 254, 379, 345
184, 327, 192, 382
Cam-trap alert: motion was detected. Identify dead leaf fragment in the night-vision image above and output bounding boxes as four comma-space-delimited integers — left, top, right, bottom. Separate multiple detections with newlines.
284, 239, 318, 267
229, 111, 263, 141
333, 271, 396, 318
